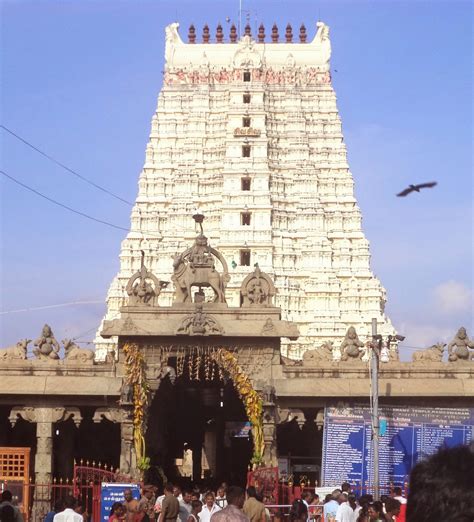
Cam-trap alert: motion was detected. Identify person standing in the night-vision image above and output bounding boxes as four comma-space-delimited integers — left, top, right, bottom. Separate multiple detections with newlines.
187, 500, 202, 522
335, 494, 353, 522
123, 489, 140, 522
178, 490, 194, 522
210, 487, 249, 522
109, 502, 126, 522
138, 486, 157, 522
242, 487, 265, 522
159, 484, 180, 522
199, 492, 221, 522
52, 496, 83, 522
0, 491, 24, 522
215, 486, 227, 509
323, 491, 340, 522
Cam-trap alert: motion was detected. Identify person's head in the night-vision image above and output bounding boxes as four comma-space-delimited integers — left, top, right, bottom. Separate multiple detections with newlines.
289, 499, 308, 522
246, 486, 257, 499
384, 498, 401, 516
331, 489, 341, 501
164, 484, 174, 496
204, 491, 215, 508
347, 493, 357, 509
367, 503, 382, 521
392, 487, 403, 497
124, 489, 134, 502
337, 494, 346, 505
63, 496, 77, 510
407, 445, 474, 522
226, 486, 245, 509
324, 494, 332, 504
358, 495, 371, 509
110, 502, 125, 517
341, 482, 351, 493
173, 485, 182, 498
1, 491, 12, 503
0, 505, 15, 522
143, 486, 154, 500
191, 500, 202, 514
182, 489, 193, 504
301, 490, 313, 504
54, 499, 65, 513
216, 486, 226, 498
310, 494, 319, 505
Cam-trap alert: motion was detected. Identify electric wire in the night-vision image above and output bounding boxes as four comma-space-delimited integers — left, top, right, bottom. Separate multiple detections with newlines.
0, 300, 104, 315
1, 124, 133, 206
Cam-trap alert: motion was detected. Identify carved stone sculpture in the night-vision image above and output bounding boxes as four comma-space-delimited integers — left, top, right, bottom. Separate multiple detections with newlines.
302, 341, 334, 364
412, 342, 446, 363
262, 385, 276, 405
0, 339, 31, 360
176, 303, 224, 336
448, 327, 474, 362
126, 250, 168, 306
340, 326, 364, 361
33, 325, 60, 360
241, 265, 276, 307
62, 339, 94, 363
172, 215, 229, 303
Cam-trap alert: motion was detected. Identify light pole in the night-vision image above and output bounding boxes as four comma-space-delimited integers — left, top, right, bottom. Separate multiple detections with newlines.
370, 318, 405, 500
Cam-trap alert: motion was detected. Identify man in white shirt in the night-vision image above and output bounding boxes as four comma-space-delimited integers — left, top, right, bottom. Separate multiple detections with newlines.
199, 492, 221, 522
335, 493, 355, 522
391, 487, 407, 505
53, 496, 83, 522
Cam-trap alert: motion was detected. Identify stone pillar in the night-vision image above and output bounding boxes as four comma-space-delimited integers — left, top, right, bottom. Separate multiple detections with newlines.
261, 386, 279, 467
93, 407, 136, 477
9, 406, 82, 517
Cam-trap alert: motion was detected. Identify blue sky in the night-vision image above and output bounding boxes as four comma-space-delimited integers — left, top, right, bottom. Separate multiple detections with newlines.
1, 0, 472, 358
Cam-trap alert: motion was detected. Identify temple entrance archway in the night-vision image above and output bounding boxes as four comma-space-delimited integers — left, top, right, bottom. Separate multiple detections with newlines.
145, 368, 252, 486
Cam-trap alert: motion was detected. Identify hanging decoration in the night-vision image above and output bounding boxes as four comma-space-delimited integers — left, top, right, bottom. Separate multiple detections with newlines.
122, 342, 150, 473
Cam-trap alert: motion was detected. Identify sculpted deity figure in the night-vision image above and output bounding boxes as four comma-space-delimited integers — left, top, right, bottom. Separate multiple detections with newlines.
340, 326, 364, 361
448, 327, 474, 362
33, 324, 60, 360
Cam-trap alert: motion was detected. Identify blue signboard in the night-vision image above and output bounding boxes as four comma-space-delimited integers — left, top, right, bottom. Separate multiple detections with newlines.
100, 483, 140, 522
321, 405, 473, 493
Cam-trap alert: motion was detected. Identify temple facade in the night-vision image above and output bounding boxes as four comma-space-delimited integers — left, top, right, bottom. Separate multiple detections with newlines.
95, 21, 395, 360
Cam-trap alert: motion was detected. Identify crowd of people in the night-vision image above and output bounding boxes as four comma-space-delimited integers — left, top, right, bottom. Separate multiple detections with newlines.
294, 483, 406, 522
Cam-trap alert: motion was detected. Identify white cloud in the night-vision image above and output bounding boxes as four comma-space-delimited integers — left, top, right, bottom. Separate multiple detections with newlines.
432, 280, 472, 315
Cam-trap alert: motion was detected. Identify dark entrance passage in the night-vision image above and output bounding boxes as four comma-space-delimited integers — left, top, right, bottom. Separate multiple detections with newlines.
146, 376, 252, 487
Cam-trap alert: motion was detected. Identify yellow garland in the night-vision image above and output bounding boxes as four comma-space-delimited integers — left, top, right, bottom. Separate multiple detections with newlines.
213, 348, 265, 467
122, 342, 150, 470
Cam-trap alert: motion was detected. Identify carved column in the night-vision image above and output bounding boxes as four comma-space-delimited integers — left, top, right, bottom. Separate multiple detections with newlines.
93, 407, 136, 477
262, 387, 279, 467
9, 406, 82, 517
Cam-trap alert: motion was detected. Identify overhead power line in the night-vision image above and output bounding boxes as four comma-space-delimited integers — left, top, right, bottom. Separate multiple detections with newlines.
0, 300, 104, 315
1, 169, 132, 232
1, 124, 133, 206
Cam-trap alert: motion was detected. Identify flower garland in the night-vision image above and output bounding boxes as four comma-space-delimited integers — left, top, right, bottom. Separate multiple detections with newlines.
122, 342, 150, 472
213, 348, 265, 467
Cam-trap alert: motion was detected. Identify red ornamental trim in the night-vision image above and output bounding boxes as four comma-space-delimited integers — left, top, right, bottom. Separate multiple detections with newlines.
163, 68, 331, 86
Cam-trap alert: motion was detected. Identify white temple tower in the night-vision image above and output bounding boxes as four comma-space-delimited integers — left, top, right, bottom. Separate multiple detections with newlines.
95, 21, 396, 360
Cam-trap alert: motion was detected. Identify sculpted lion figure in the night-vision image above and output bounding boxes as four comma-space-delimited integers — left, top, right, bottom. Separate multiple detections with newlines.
303, 341, 334, 363
62, 339, 94, 363
0, 339, 31, 360
340, 327, 364, 361
448, 327, 474, 362
412, 342, 446, 363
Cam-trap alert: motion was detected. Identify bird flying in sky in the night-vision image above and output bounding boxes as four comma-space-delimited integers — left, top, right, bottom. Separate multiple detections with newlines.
396, 182, 438, 197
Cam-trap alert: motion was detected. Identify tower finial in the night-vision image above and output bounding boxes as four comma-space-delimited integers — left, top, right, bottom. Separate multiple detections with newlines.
299, 23, 307, 43
285, 23, 293, 43
271, 23, 279, 43
258, 23, 265, 43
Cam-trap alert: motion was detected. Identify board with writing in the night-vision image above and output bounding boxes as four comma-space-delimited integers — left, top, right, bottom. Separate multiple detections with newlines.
321, 405, 473, 492
100, 483, 140, 522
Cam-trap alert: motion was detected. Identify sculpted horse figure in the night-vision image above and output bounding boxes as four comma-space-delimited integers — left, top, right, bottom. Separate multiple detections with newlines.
172, 255, 227, 303
171, 233, 229, 304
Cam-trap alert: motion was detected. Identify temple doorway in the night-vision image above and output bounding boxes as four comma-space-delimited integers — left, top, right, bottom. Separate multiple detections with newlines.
145, 373, 252, 487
